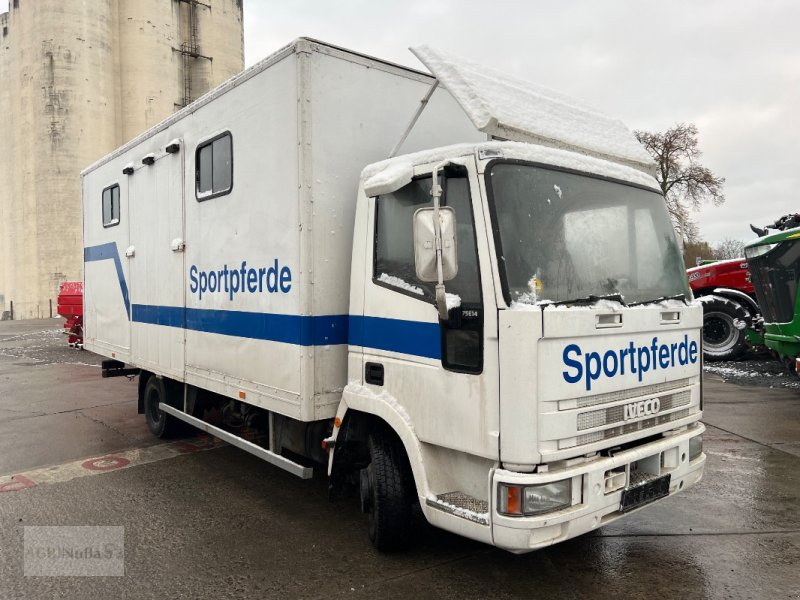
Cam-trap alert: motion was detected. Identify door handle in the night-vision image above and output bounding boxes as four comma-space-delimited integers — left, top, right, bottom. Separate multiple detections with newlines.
365, 362, 384, 386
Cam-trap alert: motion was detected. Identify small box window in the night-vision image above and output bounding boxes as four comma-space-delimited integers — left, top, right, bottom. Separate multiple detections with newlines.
102, 184, 120, 227
196, 132, 233, 201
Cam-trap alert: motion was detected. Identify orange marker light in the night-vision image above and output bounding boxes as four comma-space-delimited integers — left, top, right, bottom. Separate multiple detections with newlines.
334, 417, 342, 428
238, 391, 246, 399
506, 486, 522, 515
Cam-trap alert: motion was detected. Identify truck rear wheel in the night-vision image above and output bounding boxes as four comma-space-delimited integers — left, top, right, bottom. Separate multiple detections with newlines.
360, 431, 413, 552
701, 296, 749, 361
144, 376, 183, 438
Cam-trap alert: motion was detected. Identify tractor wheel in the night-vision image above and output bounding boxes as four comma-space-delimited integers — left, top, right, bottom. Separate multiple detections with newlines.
701, 296, 750, 361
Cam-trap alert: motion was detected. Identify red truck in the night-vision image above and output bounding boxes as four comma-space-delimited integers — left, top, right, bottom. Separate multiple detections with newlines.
686, 259, 761, 360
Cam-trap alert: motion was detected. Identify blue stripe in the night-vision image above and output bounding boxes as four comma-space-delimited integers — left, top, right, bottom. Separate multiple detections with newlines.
84, 242, 131, 317
132, 304, 349, 346
349, 315, 441, 359
131, 305, 438, 357
84, 244, 439, 358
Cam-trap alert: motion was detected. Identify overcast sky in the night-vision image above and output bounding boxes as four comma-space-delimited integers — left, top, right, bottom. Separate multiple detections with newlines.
1, 0, 794, 244
243, 0, 799, 246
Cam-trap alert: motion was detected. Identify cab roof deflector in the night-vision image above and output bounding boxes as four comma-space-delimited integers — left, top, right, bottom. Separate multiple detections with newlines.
409, 45, 655, 174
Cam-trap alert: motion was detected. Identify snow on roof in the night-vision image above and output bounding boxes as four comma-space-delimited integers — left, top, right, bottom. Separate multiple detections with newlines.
362, 141, 661, 194
410, 45, 654, 173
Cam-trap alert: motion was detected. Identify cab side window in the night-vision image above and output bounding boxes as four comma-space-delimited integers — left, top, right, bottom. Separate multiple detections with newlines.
374, 170, 483, 373
374, 175, 481, 305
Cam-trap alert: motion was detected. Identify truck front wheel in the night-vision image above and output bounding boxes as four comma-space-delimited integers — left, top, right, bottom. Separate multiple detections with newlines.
144, 376, 182, 438
701, 296, 749, 361
360, 431, 413, 552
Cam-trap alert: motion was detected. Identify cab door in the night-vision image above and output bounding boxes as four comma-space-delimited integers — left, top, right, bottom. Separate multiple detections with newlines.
359, 159, 500, 460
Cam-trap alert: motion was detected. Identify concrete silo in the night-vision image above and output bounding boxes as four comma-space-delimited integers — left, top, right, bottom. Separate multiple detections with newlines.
0, 0, 244, 320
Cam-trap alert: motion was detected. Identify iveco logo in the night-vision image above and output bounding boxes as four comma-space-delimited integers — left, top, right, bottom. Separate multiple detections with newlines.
624, 397, 661, 421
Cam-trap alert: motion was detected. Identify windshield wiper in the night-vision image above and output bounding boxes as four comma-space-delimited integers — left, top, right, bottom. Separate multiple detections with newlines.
551, 293, 627, 307
628, 293, 687, 307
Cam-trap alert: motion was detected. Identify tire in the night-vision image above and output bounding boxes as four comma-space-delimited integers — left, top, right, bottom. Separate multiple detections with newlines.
143, 376, 183, 438
700, 296, 750, 361
360, 430, 414, 552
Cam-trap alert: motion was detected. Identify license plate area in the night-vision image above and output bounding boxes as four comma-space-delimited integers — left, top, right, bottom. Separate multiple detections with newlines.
620, 473, 671, 512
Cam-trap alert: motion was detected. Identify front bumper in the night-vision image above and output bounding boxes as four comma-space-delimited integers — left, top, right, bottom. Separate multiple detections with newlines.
492, 422, 706, 553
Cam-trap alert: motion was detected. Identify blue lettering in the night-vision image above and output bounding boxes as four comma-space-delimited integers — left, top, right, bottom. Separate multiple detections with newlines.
563, 336, 701, 389
189, 265, 198, 293
198, 271, 207, 300
659, 344, 670, 369
679, 335, 688, 365
267, 260, 279, 293
188, 260, 294, 299
562, 344, 582, 384
628, 341, 637, 373
280, 266, 292, 293
585, 352, 602, 391
689, 341, 698, 363
230, 269, 240, 300
637, 347, 650, 381
602, 350, 618, 378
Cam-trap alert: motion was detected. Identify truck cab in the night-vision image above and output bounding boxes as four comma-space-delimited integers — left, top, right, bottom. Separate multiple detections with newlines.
335, 140, 706, 552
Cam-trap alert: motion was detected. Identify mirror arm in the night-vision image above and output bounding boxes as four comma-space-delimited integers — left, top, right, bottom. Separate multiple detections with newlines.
431, 160, 450, 320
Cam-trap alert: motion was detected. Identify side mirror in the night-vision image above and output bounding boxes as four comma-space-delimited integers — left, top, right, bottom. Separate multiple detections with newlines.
413, 206, 458, 282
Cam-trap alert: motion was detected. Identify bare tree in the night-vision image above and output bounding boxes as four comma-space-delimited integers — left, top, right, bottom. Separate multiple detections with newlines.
634, 123, 725, 242
682, 239, 714, 268
713, 237, 746, 260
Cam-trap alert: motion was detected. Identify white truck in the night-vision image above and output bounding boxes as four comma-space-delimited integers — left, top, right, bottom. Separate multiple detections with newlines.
82, 38, 706, 553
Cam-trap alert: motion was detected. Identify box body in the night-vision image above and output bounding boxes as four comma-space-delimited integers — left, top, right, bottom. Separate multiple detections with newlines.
82, 39, 483, 420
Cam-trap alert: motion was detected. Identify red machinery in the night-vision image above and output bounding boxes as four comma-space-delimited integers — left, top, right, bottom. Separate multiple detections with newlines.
686, 259, 761, 360
56, 281, 84, 348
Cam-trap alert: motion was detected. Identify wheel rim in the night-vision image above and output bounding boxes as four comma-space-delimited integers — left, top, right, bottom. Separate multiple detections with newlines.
704, 311, 739, 353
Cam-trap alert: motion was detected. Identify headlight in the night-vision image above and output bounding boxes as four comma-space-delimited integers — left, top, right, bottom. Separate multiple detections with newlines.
498, 479, 572, 516
745, 242, 778, 259
689, 434, 703, 461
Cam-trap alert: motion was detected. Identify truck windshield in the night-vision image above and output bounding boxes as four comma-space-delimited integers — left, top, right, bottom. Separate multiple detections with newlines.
486, 162, 690, 305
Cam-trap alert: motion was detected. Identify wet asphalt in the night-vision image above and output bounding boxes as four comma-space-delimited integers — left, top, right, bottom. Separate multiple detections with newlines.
0, 320, 798, 599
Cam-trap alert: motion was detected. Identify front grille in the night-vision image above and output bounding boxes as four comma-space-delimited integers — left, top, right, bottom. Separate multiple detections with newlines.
577, 390, 691, 430
576, 408, 691, 446
566, 377, 694, 411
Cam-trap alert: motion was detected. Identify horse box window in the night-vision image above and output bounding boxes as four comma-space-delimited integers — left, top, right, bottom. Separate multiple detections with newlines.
102, 184, 120, 227
196, 132, 233, 201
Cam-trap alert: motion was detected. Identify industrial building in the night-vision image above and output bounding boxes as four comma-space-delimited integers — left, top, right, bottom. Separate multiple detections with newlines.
0, 0, 244, 319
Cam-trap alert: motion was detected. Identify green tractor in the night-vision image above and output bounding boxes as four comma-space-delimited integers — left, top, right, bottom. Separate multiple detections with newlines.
744, 213, 800, 372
